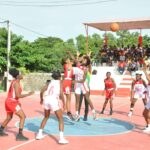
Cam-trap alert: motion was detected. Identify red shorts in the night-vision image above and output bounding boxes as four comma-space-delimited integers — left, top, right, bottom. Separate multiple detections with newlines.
63, 80, 72, 94
5, 99, 21, 114
105, 90, 114, 99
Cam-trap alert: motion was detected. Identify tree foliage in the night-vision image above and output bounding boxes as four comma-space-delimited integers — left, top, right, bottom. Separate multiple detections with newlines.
0, 27, 150, 75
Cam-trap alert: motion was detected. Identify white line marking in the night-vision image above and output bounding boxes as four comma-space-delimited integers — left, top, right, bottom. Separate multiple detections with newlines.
8, 135, 47, 150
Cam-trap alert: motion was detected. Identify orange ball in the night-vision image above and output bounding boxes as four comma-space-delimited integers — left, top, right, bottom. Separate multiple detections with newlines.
110, 23, 119, 32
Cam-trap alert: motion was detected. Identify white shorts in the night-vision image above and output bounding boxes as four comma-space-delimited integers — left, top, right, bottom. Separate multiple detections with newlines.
133, 92, 145, 99
43, 96, 61, 112
74, 82, 89, 95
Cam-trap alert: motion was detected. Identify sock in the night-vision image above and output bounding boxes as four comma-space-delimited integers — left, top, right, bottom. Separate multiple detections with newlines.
130, 108, 134, 111
59, 131, 64, 139
19, 128, 23, 134
39, 129, 43, 134
76, 111, 79, 115
92, 109, 95, 113
148, 124, 150, 128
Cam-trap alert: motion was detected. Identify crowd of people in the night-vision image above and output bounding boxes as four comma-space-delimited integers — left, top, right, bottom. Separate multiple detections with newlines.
96, 45, 150, 75
0, 50, 150, 145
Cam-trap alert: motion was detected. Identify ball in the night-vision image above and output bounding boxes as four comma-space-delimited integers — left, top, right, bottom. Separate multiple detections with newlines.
110, 23, 119, 32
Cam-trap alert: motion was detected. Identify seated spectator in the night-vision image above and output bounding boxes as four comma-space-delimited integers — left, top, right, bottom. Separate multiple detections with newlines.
127, 60, 138, 76
117, 60, 126, 75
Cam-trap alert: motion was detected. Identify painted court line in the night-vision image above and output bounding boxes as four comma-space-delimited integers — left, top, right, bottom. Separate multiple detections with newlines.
8, 135, 47, 150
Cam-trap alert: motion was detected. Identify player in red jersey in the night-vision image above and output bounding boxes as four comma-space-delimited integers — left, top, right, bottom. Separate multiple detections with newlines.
0, 68, 34, 141
101, 72, 116, 115
62, 58, 74, 120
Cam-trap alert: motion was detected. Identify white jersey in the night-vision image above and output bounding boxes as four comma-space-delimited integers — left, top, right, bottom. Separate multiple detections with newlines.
73, 66, 89, 94
44, 80, 60, 98
43, 80, 61, 111
73, 67, 84, 81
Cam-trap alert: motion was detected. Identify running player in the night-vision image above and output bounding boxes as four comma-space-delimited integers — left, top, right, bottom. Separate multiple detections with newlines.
36, 71, 69, 144
101, 72, 116, 115
142, 64, 150, 133
128, 71, 147, 117
0, 68, 34, 141
62, 58, 74, 120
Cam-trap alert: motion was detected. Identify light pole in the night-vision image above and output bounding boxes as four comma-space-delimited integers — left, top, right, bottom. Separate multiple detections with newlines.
6, 20, 11, 91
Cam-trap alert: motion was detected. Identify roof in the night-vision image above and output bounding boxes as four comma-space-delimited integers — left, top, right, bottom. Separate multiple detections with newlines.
84, 17, 150, 31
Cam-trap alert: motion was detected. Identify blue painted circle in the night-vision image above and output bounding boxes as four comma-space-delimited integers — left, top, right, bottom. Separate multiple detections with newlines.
17, 116, 134, 136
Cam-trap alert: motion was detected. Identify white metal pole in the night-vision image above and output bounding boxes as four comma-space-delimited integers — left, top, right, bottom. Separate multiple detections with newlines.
7, 20, 11, 91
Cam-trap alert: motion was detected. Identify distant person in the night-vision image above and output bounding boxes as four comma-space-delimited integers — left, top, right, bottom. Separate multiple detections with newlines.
143, 64, 150, 133
128, 71, 147, 117
100, 72, 116, 115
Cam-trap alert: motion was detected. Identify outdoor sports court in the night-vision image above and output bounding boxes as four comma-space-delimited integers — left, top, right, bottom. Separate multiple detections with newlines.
0, 91, 150, 150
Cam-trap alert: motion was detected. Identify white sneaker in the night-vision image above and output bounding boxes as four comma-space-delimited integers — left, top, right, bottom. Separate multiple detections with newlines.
36, 133, 44, 140
58, 138, 69, 144
74, 114, 80, 122
128, 111, 133, 117
142, 126, 148, 130
143, 127, 150, 134
93, 112, 97, 120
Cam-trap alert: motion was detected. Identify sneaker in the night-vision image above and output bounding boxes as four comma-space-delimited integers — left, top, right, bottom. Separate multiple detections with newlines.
128, 111, 133, 117
93, 112, 97, 120
83, 116, 87, 121
0, 129, 8, 136
74, 114, 80, 122
110, 110, 113, 115
58, 138, 69, 144
16, 133, 29, 141
67, 112, 74, 121
143, 127, 150, 134
36, 133, 44, 140
142, 126, 148, 130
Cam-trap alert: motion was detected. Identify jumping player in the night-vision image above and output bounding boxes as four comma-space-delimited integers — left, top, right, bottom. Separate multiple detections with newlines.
62, 58, 74, 120
142, 64, 150, 133
101, 72, 116, 115
36, 71, 69, 144
73, 56, 96, 121
128, 71, 147, 117
0, 68, 34, 141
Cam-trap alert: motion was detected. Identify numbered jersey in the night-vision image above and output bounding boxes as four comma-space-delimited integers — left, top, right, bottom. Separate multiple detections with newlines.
44, 80, 60, 98
133, 80, 146, 94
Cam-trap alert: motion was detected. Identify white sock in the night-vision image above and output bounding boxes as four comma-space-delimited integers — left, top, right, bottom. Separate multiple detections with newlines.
76, 111, 79, 115
148, 124, 150, 128
130, 108, 134, 111
92, 109, 95, 113
59, 131, 64, 139
39, 129, 43, 134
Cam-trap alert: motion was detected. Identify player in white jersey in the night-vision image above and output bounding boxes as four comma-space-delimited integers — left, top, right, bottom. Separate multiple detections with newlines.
73, 56, 96, 121
142, 64, 150, 133
128, 71, 147, 117
36, 71, 69, 144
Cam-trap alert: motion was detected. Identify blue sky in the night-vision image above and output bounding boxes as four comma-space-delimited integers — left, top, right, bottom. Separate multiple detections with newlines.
0, 0, 150, 41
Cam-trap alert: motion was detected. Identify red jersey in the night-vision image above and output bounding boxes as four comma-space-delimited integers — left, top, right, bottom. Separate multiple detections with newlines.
6, 80, 22, 102
64, 64, 74, 80
104, 78, 114, 90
